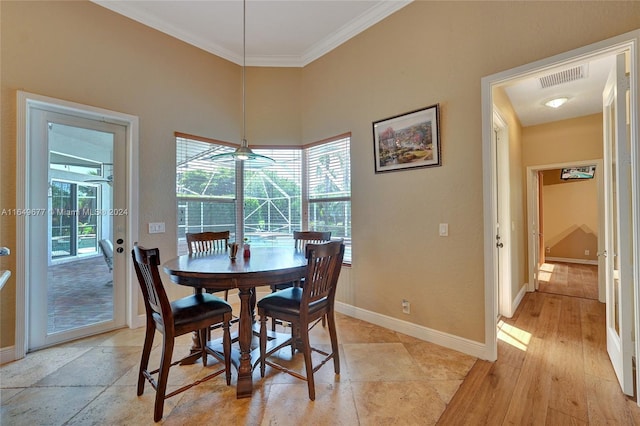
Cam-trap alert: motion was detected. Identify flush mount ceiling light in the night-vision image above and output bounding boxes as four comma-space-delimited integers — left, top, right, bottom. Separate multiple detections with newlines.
209, 0, 274, 167
544, 97, 569, 109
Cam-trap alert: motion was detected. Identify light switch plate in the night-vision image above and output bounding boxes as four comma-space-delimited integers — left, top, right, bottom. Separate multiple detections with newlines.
439, 223, 449, 237
149, 222, 165, 234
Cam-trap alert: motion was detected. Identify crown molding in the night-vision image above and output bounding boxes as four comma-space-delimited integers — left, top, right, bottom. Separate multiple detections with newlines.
300, 0, 412, 67
93, 0, 412, 68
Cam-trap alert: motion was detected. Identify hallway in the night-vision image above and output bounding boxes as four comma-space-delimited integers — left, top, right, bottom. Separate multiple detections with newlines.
438, 291, 639, 424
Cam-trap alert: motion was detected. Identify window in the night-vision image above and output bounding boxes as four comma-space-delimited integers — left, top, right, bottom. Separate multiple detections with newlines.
245, 148, 302, 247
176, 135, 237, 255
176, 134, 351, 263
304, 135, 351, 263
50, 180, 99, 258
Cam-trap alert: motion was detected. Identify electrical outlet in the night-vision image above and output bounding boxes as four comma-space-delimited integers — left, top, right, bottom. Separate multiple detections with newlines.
439, 223, 449, 237
584, 249, 590, 256
402, 299, 410, 314
546, 247, 550, 254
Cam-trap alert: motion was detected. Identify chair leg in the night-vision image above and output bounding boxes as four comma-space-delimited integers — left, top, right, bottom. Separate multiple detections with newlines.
222, 318, 232, 385
137, 321, 156, 396
199, 328, 208, 367
154, 334, 174, 422
300, 323, 315, 401
259, 314, 268, 377
327, 311, 340, 375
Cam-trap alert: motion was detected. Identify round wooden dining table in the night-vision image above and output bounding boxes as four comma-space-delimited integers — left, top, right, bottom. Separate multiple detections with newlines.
163, 246, 307, 398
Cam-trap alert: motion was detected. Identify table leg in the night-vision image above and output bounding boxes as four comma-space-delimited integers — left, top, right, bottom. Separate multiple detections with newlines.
181, 288, 206, 365
236, 286, 254, 398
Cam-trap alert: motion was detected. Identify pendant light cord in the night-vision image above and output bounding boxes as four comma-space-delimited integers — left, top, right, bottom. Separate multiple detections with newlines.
242, 0, 246, 144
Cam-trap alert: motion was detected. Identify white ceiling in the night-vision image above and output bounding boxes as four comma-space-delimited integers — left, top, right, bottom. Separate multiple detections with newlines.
92, 0, 615, 126
92, 0, 412, 67
503, 54, 615, 126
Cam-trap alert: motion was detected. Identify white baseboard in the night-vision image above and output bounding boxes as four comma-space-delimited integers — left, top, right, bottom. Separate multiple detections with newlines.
7, 302, 491, 362
545, 257, 598, 265
513, 284, 527, 312
132, 314, 146, 329
0, 345, 16, 365
335, 301, 490, 360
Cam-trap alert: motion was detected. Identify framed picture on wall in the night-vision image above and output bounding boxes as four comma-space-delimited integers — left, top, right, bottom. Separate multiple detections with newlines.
372, 104, 441, 173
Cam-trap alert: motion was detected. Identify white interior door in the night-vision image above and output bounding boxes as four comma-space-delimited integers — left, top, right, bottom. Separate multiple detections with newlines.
28, 108, 127, 350
493, 111, 512, 317
602, 52, 633, 396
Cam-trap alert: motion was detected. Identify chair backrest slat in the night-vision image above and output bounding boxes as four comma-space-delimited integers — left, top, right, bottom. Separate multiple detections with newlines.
132, 245, 172, 323
302, 241, 344, 306
293, 230, 331, 251
186, 231, 230, 254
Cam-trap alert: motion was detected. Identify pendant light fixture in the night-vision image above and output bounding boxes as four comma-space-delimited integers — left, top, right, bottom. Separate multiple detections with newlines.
209, 0, 275, 167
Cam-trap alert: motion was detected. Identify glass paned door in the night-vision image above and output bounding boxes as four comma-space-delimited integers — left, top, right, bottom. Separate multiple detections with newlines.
602, 52, 633, 396
28, 108, 127, 350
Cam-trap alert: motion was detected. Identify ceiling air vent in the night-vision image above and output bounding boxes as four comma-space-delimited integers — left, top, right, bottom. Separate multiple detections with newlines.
539, 65, 587, 89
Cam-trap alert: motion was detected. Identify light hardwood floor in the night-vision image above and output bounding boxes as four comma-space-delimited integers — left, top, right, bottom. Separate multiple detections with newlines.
438, 290, 640, 425
537, 261, 598, 300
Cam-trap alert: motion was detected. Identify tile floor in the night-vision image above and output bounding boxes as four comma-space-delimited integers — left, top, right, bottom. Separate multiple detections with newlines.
0, 312, 476, 425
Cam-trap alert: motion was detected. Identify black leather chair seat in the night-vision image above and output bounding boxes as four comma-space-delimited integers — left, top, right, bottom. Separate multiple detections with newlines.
258, 286, 327, 316
171, 294, 232, 328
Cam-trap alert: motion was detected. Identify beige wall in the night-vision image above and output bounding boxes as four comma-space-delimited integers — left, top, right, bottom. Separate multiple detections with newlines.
245, 67, 302, 146
1, 1, 638, 349
0, 1, 301, 348
301, 2, 635, 341
523, 114, 604, 167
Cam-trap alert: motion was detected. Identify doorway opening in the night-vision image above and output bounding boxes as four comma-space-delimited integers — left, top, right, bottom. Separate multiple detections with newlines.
527, 160, 605, 303
481, 31, 639, 402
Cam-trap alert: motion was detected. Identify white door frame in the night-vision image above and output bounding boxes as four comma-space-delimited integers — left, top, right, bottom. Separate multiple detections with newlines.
481, 29, 639, 402
525, 159, 606, 302
603, 52, 635, 395
15, 91, 140, 360
493, 109, 514, 318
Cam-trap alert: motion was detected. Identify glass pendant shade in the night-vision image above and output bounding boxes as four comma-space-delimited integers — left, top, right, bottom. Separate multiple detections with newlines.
209, 139, 275, 168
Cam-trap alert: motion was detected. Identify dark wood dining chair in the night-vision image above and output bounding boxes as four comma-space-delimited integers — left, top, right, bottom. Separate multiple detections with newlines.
132, 244, 232, 422
186, 231, 229, 254
186, 231, 230, 300
292, 230, 332, 251
270, 230, 332, 330
258, 240, 345, 400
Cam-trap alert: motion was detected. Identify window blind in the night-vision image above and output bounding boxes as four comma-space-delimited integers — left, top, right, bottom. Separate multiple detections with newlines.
176, 136, 237, 254
247, 148, 302, 241
307, 136, 351, 201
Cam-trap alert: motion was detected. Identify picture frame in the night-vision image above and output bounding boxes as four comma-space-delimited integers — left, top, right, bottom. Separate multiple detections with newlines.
372, 104, 441, 173
560, 165, 596, 180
